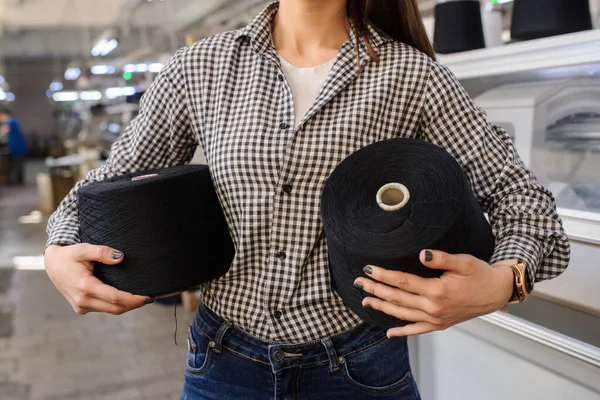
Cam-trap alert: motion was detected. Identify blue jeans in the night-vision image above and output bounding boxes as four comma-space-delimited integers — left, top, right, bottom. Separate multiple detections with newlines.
181, 303, 421, 399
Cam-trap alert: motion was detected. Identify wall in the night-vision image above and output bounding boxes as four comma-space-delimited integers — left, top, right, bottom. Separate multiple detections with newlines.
5, 57, 67, 137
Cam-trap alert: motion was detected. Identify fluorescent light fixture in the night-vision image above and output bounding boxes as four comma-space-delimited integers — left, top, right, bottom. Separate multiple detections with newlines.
91, 39, 119, 57
490, 0, 513, 4
148, 63, 164, 73
64, 67, 81, 81
6, 92, 15, 102
49, 81, 64, 92
105, 86, 136, 99
91, 65, 116, 75
108, 123, 121, 134
135, 63, 148, 73
79, 91, 103, 101
123, 64, 136, 73
0, 89, 6, 101
53, 91, 79, 102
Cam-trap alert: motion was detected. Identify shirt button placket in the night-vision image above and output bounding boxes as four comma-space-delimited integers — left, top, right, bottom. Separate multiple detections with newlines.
270, 66, 294, 331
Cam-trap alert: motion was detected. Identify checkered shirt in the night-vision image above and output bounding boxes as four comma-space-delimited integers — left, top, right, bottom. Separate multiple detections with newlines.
47, 2, 570, 342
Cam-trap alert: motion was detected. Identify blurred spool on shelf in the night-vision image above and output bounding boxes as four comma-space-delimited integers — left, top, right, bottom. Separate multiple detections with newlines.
434, 0, 485, 54
482, 9, 504, 48
511, 0, 593, 41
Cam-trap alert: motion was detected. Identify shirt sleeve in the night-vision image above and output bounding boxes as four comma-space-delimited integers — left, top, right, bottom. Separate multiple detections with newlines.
418, 61, 571, 287
46, 48, 197, 247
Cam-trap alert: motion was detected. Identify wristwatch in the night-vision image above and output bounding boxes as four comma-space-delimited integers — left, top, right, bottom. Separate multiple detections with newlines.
507, 262, 532, 304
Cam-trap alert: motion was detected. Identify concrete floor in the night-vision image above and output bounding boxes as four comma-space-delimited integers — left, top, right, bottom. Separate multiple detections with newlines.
0, 162, 195, 400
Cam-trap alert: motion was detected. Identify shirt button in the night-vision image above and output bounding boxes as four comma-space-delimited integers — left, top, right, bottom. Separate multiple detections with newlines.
278, 74, 284, 82
274, 310, 283, 319
282, 184, 292, 194
273, 349, 285, 362
279, 122, 290, 130
277, 251, 286, 260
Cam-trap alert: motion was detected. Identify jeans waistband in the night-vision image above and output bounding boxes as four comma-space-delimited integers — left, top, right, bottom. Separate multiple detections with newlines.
193, 303, 392, 374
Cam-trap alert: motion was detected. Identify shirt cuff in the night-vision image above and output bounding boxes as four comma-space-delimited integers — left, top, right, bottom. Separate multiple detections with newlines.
46, 217, 81, 249
489, 234, 542, 289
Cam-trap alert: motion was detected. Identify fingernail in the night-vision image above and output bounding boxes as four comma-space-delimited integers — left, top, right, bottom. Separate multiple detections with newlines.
363, 266, 373, 275
353, 281, 364, 290
425, 251, 433, 262
112, 251, 123, 260
144, 298, 154, 305
363, 303, 372, 310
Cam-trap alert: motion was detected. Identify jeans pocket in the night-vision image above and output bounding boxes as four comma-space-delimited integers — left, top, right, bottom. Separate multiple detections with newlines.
185, 322, 214, 377
340, 336, 415, 396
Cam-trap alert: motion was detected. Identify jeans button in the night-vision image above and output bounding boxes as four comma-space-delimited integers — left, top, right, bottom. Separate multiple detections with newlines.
273, 349, 285, 362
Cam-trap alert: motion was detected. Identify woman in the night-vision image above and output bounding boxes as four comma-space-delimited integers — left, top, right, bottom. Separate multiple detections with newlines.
45, 1, 570, 399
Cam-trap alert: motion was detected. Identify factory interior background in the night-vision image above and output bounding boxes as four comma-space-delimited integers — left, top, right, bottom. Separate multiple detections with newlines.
1, 0, 600, 399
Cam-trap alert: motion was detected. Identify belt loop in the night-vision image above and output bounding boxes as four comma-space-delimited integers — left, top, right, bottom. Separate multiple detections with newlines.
211, 321, 232, 354
321, 337, 340, 372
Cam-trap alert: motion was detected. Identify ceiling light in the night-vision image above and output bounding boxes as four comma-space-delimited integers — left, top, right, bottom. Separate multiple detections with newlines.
49, 81, 64, 92
79, 91, 103, 101
105, 87, 136, 99
91, 39, 119, 57
6, 92, 15, 102
0, 75, 4, 84
64, 67, 81, 81
135, 63, 148, 72
53, 91, 79, 102
91, 65, 116, 75
148, 63, 164, 73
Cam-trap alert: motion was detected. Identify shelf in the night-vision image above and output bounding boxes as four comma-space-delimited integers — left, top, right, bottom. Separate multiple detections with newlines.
558, 208, 600, 246
438, 29, 600, 80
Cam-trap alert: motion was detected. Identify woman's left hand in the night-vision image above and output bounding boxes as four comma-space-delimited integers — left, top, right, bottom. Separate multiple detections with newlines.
354, 250, 516, 338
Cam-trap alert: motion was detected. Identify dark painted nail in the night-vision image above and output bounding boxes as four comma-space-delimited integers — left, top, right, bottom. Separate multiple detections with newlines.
144, 298, 154, 305
363, 266, 373, 275
353, 281, 364, 290
425, 251, 433, 262
363, 303, 372, 310
112, 251, 123, 260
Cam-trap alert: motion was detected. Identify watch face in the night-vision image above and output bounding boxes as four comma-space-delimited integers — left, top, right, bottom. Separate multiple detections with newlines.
521, 263, 532, 294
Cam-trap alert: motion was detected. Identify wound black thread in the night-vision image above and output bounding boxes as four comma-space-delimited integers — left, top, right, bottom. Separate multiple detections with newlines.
321, 138, 495, 329
78, 165, 235, 298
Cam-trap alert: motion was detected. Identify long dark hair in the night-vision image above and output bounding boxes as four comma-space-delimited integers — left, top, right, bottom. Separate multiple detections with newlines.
347, 0, 435, 65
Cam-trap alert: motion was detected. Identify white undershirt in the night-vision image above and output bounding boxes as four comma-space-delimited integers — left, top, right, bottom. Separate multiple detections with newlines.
278, 55, 336, 129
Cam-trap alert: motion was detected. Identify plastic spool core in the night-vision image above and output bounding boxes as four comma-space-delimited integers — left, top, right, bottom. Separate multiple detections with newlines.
377, 183, 410, 211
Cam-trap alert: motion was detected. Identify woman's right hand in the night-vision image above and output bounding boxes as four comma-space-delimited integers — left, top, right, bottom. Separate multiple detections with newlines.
44, 244, 152, 315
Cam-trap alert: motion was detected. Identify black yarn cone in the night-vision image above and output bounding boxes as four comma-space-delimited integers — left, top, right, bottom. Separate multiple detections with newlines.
434, 1, 486, 54
321, 139, 495, 329
511, 0, 593, 41
78, 165, 235, 298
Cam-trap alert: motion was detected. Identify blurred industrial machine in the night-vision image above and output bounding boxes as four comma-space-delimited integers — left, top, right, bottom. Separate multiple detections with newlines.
411, 24, 600, 400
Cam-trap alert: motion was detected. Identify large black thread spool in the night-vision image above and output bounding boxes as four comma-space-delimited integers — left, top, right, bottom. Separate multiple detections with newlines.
78, 164, 235, 298
321, 138, 495, 329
